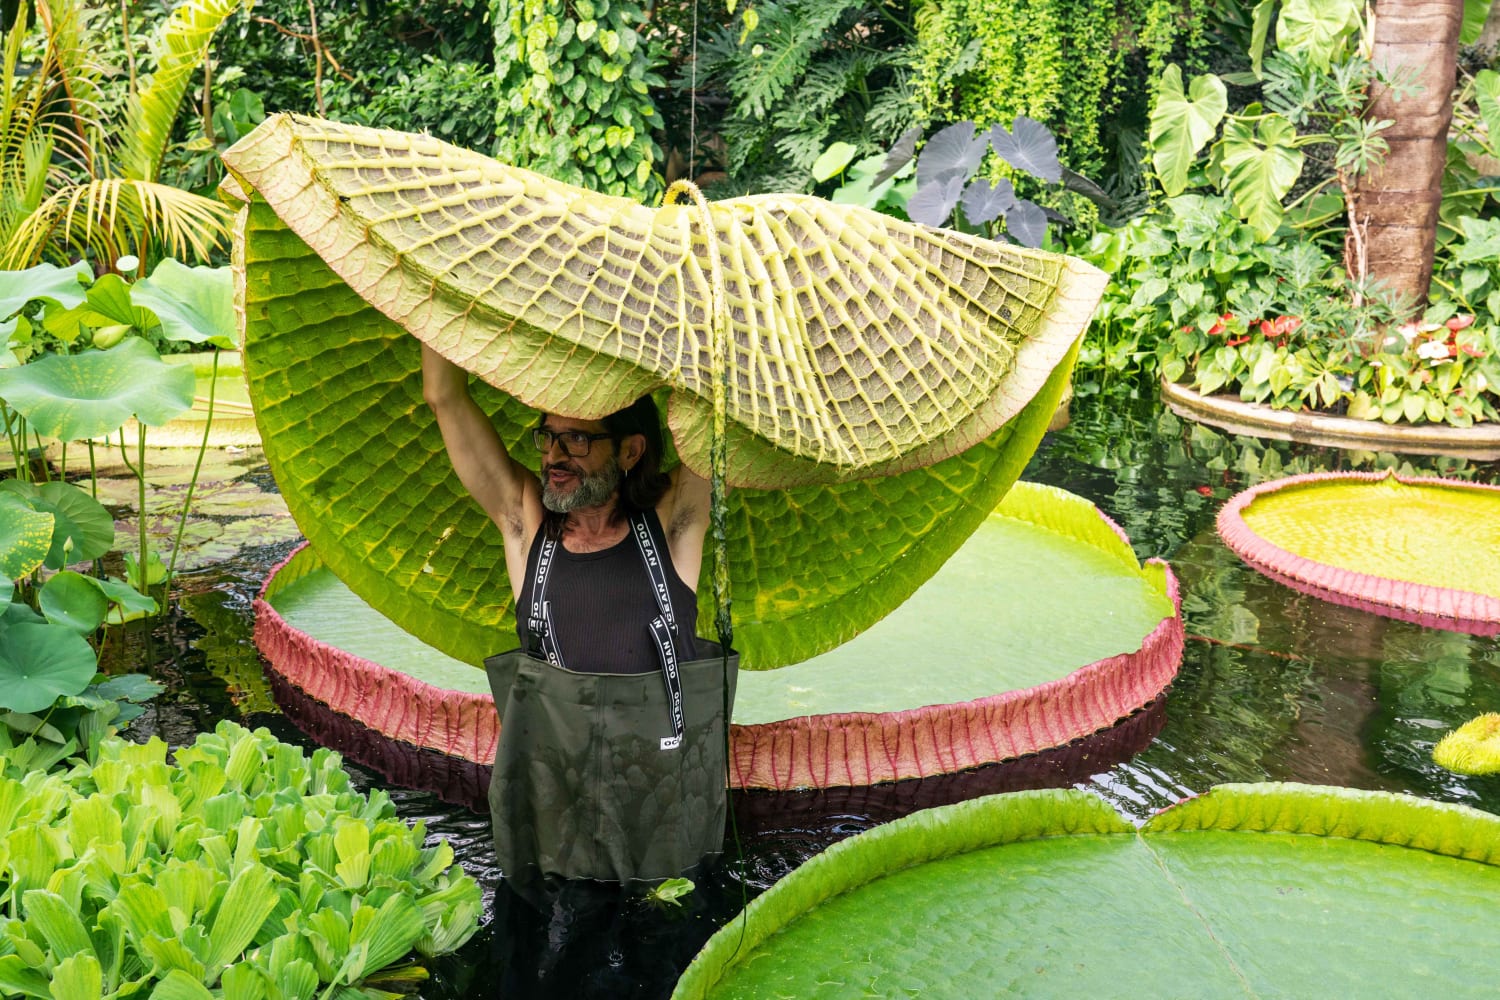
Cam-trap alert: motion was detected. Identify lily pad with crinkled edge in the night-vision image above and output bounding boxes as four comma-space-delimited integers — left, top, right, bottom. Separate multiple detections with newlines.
674, 784, 1500, 1000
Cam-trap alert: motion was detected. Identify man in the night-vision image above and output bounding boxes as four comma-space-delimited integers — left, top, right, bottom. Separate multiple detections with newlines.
421, 345, 735, 898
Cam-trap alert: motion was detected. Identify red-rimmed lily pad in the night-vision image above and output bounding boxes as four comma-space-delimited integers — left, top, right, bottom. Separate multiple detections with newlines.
255, 482, 1182, 788
1217, 471, 1500, 636
673, 783, 1500, 999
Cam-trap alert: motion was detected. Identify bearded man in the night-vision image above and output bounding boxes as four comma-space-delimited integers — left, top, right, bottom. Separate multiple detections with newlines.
421, 346, 735, 902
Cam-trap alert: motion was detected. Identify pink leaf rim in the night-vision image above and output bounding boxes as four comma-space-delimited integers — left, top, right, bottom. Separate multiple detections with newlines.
255, 543, 1183, 790
1216, 470, 1500, 637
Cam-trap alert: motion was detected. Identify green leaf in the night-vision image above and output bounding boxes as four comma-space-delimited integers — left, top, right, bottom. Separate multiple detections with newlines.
1474, 71, 1500, 159
39, 572, 108, 633
333, 821, 371, 888
810, 141, 858, 183
0, 493, 53, 579
99, 576, 159, 623
82, 275, 155, 332
0, 622, 97, 713
226, 116, 1095, 669
1461, 0, 1493, 44
1149, 65, 1228, 196
0, 955, 51, 999
0, 481, 116, 568
0, 262, 92, 321
1220, 116, 1304, 239
205, 863, 278, 977
131, 261, 236, 348
1276, 0, 1361, 70
143, 970, 214, 1000
1248, 0, 1275, 78
23, 890, 97, 971
0, 338, 195, 440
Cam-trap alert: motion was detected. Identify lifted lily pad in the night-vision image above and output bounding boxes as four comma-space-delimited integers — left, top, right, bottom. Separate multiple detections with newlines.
674, 784, 1500, 999
1218, 471, 1500, 636
255, 482, 1182, 788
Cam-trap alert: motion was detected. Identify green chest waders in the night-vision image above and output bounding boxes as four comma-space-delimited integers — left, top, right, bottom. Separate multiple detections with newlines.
484, 513, 738, 886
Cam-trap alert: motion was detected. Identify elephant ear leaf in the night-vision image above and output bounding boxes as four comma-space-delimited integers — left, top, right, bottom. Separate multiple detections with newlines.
222, 115, 1099, 668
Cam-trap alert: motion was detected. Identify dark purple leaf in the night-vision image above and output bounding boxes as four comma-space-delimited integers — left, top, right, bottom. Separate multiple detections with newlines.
1061, 167, 1115, 209
907, 176, 967, 228
1006, 199, 1048, 247
916, 122, 987, 189
960, 178, 1017, 224
988, 116, 1062, 183
872, 126, 922, 187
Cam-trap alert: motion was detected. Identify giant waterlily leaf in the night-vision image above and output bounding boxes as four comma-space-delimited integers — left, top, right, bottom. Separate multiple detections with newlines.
0, 338, 194, 440
222, 115, 1097, 668
675, 785, 1500, 999
222, 114, 1103, 485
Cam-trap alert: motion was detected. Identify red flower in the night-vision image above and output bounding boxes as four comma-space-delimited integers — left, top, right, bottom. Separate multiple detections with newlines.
1460, 343, 1486, 358
1226, 335, 1250, 347
1207, 322, 1225, 336
1259, 319, 1274, 336
1447, 314, 1476, 332
1194, 485, 1213, 496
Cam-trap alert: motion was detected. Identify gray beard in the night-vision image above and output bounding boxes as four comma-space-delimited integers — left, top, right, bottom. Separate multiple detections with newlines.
541, 455, 622, 513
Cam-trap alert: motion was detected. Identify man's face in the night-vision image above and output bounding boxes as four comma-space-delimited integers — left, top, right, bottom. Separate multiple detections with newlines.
538, 416, 622, 513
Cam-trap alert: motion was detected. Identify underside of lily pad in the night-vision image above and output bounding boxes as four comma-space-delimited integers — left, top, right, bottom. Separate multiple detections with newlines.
222, 114, 1103, 670
254, 482, 1183, 789
1217, 471, 1500, 636
673, 784, 1500, 999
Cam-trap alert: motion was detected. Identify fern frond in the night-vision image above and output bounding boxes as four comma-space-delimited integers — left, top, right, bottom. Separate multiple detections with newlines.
119, 0, 246, 181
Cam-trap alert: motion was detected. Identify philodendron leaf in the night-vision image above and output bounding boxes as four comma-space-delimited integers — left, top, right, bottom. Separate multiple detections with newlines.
1149, 65, 1227, 196
224, 115, 1095, 668
988, 116, 1061, 183
223, 115, 1103, 485
1220, 115, 1304, 239
1276, 0, 1361, 70
1475, 70, 1500, 157
0, 493, 52, 579
0, 261, 92, 321
0, 621, 97, 713
0, 338, 194, 440
131, 260, 236, 348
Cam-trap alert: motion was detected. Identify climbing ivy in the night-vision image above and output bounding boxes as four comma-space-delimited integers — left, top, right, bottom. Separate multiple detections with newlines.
911, 0, 1208, 188
491, 0, 667, 200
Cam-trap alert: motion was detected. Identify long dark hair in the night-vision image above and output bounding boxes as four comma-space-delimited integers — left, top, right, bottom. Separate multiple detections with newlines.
541, 395, 671, 538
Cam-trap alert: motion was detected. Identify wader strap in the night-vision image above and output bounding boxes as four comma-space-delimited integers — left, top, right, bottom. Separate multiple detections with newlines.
528, 534, 566, 669
631, 514, 686, 751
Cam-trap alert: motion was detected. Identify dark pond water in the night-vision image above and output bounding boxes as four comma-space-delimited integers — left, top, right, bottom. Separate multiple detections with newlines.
123, 374, 1500, 999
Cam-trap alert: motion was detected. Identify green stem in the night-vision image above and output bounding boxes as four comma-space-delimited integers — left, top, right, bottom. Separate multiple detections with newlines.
31, 427, 49, 482
87, 440, 97, 499
167, 348, 218, 585
1444, 186, 1500, 199
116, 429, 140, 479
136, 423, 148, 592
59, 441, 66, 481
0, 401, 20, 479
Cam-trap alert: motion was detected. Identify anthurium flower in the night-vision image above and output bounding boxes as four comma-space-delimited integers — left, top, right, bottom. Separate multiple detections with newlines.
1446, 314, 1476, 332
1416, 340, 1450, 362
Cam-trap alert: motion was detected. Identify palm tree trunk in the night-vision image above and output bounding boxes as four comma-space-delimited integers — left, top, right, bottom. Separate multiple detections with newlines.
1347, 0, 1462, 315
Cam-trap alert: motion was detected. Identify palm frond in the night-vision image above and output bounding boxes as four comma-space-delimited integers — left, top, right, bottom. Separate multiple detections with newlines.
2, 177, 233, 268
119, 0, 247, 181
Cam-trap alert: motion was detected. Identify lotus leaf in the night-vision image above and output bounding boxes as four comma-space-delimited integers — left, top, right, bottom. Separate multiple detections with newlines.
220, 114, 1099, 667
39, 571, 109, 633
0, 621, 97, 714
0, 261, 92, 320
0, 480, 115, 568
0, 493, 52, 579
0, 338, 194, 441
676, 784, 1500, 1000
131, 259, 236, 348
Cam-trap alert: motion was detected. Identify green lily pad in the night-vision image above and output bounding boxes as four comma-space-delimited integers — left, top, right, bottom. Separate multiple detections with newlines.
0, 493, 53, 579
0, 620, 98, 714
675, 784, 1500, 1000
0, 338, 195, 440
113, 514, 301, 573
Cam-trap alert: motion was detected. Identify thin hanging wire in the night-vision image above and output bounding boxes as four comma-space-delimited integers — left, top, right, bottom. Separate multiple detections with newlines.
687, 0, 698, 183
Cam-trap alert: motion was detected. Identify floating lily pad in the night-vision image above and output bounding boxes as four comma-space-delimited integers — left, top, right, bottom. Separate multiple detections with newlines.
256, 483, 1182, 788
113, 514, 301, 572
673, 784, 1500, 1000
1218, 472, 1500, 635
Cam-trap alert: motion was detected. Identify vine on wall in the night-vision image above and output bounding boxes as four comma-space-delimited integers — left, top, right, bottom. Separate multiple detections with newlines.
491, 0, 666, 200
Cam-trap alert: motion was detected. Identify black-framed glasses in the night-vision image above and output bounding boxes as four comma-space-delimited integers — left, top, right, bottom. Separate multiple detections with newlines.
532, 427, 614, 457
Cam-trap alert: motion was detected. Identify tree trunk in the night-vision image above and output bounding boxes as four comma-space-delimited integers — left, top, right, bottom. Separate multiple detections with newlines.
1347, 0, 1462, 314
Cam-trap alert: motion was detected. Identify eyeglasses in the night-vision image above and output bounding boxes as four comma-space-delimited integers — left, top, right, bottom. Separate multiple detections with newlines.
532, 427, 614, 457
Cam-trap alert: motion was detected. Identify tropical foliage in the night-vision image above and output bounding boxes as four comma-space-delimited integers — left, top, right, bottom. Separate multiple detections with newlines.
0, 721, 482, 998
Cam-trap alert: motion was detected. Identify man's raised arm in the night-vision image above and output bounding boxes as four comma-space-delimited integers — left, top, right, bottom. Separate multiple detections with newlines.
421, 345, 539, 559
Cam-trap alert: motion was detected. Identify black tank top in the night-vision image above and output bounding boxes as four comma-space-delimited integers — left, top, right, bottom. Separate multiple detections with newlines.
515, 508, 699, 674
